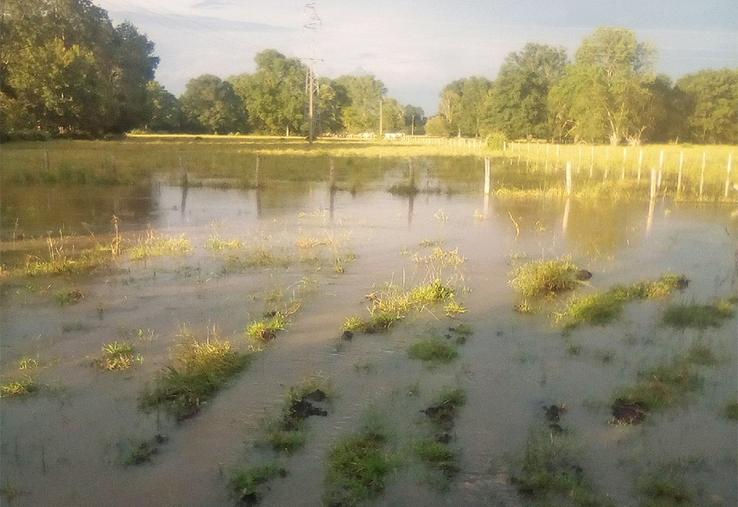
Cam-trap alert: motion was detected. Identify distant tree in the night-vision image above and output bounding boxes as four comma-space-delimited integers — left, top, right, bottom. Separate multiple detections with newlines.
403, 105, 426, 134
380, 97, 405, 132
334, 75, 386, 133
229, 49, 306, 135
675, 69, 738, 144
317, 78, 349, 134
180, 75, 245, 133
438, 80, 464, 135
145, 81, 181, 132
484, 43, 567, 139
437, 77, 492, 137
549, 27, 655, 144
425, 115, 450, 137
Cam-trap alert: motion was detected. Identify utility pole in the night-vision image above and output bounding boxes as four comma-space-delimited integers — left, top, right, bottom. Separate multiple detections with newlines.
306, 66, 317, 143
303, 1, 321, 144
379, 96, 383, 138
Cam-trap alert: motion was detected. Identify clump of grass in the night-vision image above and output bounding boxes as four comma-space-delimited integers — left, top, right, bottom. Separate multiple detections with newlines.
412, 247, 465, 268
230, 463, 287, 505
324, 423, 392, 506
221, 248, 292, 272
414, 439, 459, 484
509, 258, 580, 298
345, 279, 456, 335
662, 300, 734, 329
444, 299, 466, 317
129, 230, 192, 260
295, 236, 332, 249
140, 338, 251, 420
95, 341, 138, 371
724, 401, 738, 420
511, 426, 607, 506
24, 246, 113, 277
55, 289, 84, 306
447, 323, 473, 344
119, 435, 167, 466
422, 387, 466, 431
246, 312, 287, 342
408, 338, 458, 365
205, 233, 243, 251
557, 273, 688, 329
637, 469, 693, 507
18, 356, 39, 370
0, 377, 38, 398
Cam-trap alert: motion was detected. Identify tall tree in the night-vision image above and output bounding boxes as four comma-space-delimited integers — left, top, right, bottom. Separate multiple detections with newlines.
549, 27, 655, 144
676, 69, 738, 144
484, 43, 567, 139
145, 81, 181, 132
180, 75, 245, 134
437, 77, 492, 137
403, 105, 426, 135
333, 75, 386, 133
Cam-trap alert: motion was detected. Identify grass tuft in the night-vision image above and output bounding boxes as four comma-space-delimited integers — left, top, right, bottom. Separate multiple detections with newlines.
129, 231, 192, 260
229, 463, 287, 504
246, 313, 288, 342
95, 341, 138, 371
0, 377, 38, 398
662, 300, 734, 329
205, 233, 243, 251
724, 401, 738, 421
510, 258, 580, 298
414, 439, 459, 484
140, 338, 251, 420
408, 338, 458, 365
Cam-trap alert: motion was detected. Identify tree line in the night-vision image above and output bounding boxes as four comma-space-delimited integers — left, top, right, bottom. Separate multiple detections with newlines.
1, 2, 735, 144
428, 27, 738, 145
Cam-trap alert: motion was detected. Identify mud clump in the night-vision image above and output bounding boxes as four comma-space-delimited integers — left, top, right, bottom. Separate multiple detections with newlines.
284, 390, 328, 429
611, 398, 647, 425
575, 269, 593, 281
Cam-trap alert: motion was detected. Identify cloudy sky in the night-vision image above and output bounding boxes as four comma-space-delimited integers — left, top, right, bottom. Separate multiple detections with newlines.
97, 0, 738, 114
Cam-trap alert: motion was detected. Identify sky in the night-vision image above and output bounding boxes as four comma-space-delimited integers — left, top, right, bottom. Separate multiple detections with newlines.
97, 0, 738, 114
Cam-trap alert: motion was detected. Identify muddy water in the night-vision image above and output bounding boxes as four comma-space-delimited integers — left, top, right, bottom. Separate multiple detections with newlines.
1, 159, 737, 507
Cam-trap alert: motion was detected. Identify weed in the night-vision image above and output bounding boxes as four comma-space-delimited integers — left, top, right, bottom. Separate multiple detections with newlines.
662, 300, 734, 329
511, 426, 608, 506
119, 436, 167, 466
55, 289, 84, 306
444, 300, 467, 317
408, 338, 458, 365
510, 258, 580, 298
229, 463, 287, 505
129, 230, 192, 260
414, 439, 459, 484
205, 233, 243, 251
422, 387, 466, 431
18, 356, 39, 370
95, 341, 138, 371
0, 377, 38, 398
24, 245, 112, 277
140, 338, 251, 420
324, 423, 392, 506
412, 247, 465, 268
246, 313, 287, 342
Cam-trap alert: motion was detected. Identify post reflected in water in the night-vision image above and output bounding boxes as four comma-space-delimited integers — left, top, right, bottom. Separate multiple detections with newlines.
483, 192, 490, 219
646, 198, 655, 235
329, 158, 336, 222
562, 197, 571, 233
407, 192, 415, 227
180, 171, 188, 218
255, 187, 262, 219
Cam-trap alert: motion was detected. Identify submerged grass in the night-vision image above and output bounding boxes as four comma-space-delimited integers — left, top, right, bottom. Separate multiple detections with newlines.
408, 337, 458, 365
95, 341, 138, 371
129, 231, 192, 260
637, 467, 694, 507
324, 420, 393, 506
205, 233, 244, 251
662, 299, 734, 329
556, 273, 688, 329
140, 337, 251, 420
510, 258, 581, 298
229, 462, 287, 505
414, 439, 459, 485
0, 377, 38, 398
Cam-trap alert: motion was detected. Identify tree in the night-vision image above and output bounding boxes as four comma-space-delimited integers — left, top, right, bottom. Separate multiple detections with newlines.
145, 81, 181, 132
425, 116, 450, 137
676, 69, 738, 144
484, 43, 567, 139
549, 27, 655, 144
334, 75, 386, 133
180, 75, 245, 133
403, 105, 426, 135
316, 78, 349, 134
436, 77, 492, 137
229, 50, 306, 135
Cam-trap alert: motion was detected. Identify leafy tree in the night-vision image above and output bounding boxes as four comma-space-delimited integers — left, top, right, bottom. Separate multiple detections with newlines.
437, 77, 492, 137
145, 81, 181, 132
334, 75, 386, 133
484, 43, 567, 139
180, 75, 245, 134
380, 97, 405, 133
316, 77, 348, 134
403, 105, 426, 134
438, 80, 464, 135
676, 69, 738, 144
549, 27, 655, 144
425, 116, 450, 137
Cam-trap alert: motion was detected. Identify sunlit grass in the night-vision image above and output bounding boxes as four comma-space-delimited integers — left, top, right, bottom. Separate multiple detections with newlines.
205, 233, 243, 251
408, 338, 458, 365
95, 341, 139, 371
129, 231, 192, 260
509, 258, 581, 298
246, 312, 288, 342
0, 377, 38, 398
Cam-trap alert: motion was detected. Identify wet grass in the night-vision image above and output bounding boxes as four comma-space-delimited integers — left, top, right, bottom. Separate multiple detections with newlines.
246, 313, 288, 342
205, 233, 244, 251
408, 337, 458, 365
118, 435, 167, 466
724, 402, 738, 420
324, 419, 393, 506
221, 249, 292, 272
128, 231, 192, 260
511, 425, 610, 507
556, 274, 688, 329
510, 258, 581, 298
611, 343, 717, 423
140, 338, 251, 420
23, 246, 113, 277
662, 299, 734, 329
0, 377, 38, 398
414, 439, 459, 485
444, 300, 467, 317
343, 279, 456, 334
95, 341, 138, 371
229, 462, 287, 505
411, 247, 465, 269
422, 387, 466, 431
637, 468, 694, 507
55, 288, 84, 306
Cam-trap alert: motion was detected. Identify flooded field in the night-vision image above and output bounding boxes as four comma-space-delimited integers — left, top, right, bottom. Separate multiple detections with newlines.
1, 140, 737, 506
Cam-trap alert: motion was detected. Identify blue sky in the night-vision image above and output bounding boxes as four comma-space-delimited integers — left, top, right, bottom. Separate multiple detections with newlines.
98, 0, 738, 114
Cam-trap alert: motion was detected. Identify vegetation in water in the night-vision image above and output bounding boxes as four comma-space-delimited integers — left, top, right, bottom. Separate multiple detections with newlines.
205, 233, 244, 251
509, 258, 581, 298
129, 231, 192, 260
408, 337, 458, 365
229, 463, 287, 505
246, 313, 288, 342
140, 337, 251, 420
724, 402, 738, 421
661, 299, 734, 329
0, 377, 39, 398
95, 341, 139, 371
55, 289, 84, 306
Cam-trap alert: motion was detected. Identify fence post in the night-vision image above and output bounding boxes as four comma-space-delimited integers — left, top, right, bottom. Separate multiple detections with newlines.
255, 154, 261, 188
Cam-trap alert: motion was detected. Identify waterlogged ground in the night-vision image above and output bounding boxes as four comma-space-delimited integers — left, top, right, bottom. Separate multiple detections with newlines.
1, 156, 737, 506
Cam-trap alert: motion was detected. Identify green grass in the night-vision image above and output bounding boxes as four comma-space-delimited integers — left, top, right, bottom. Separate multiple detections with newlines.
510, 258, 581, 298
556, 273, 687, 329
118, 436, 167, 466
324, 423, 393, 506
637, 469, 694, 507
23, 246, 113, 277
140, 338, 251, 420
662, 300, 734, 329
221, 249, 292, 272
423, 387, 466, 431
95, 341, 138, 371
55, 289, 84, 306
511, 426, 609, 506
229, 463, 287, 504
0, 377, 38, 398
246, 312, 288, 342
444, 299, 467, 317
414, 439, 459, 485
408, 338, 458, 365
128, 231, 192, 260
204, 233, 244, 251
343, 279, 456, 335
724, 402, 738, 421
